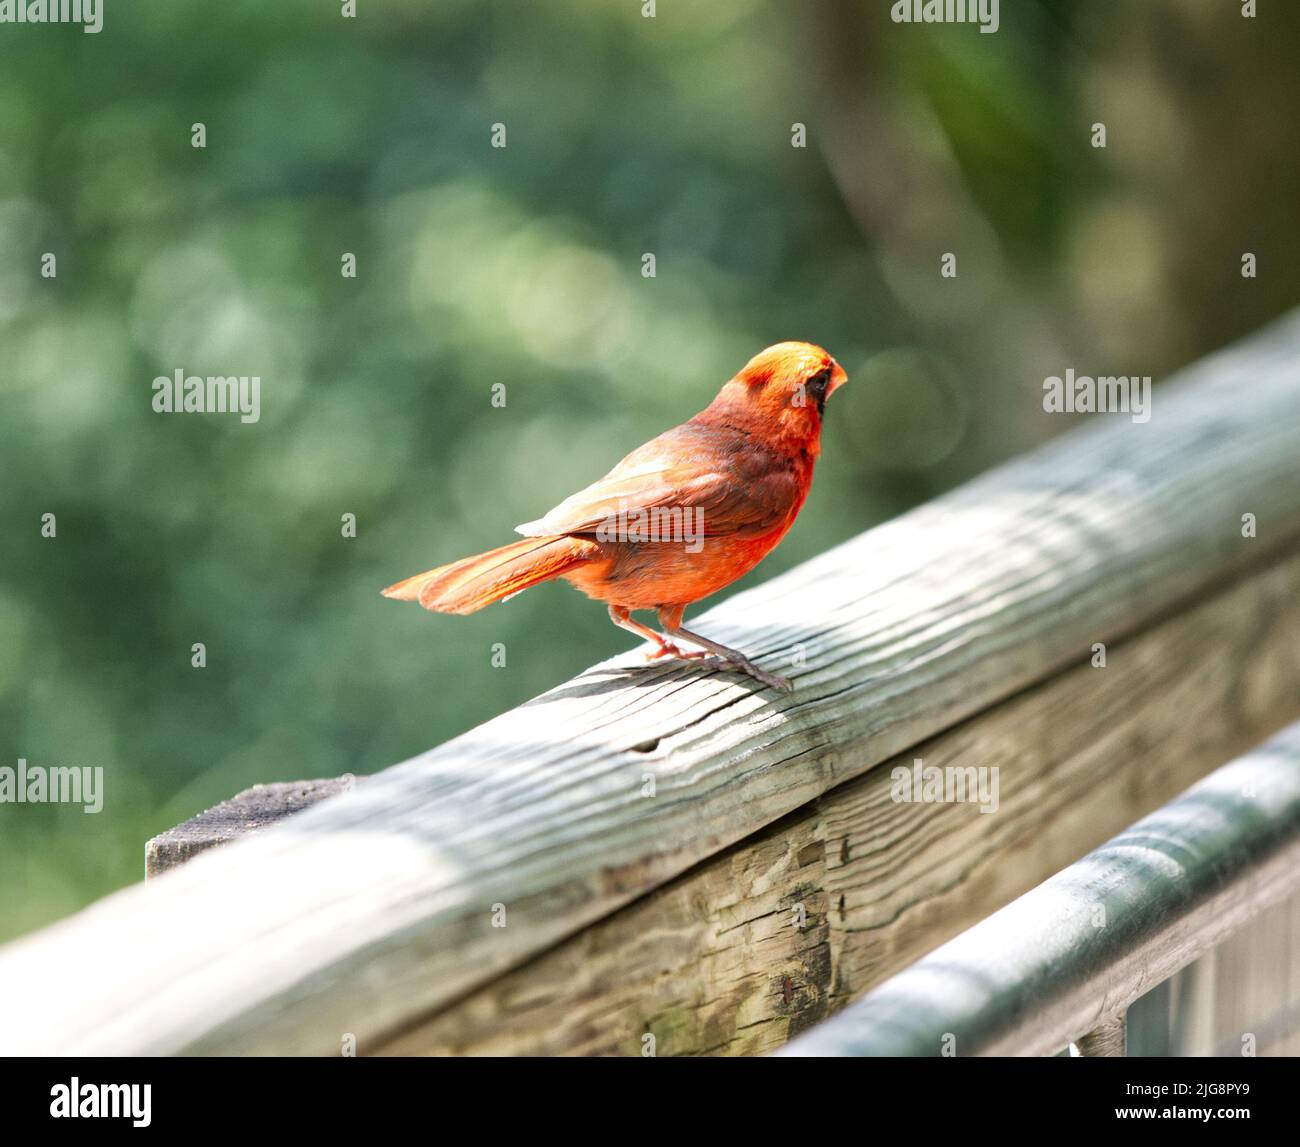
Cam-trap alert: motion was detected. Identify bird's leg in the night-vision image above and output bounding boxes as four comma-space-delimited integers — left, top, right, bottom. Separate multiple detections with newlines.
608, 604, 691, 662
656, 606, 792, 692
642, 603, 714, 661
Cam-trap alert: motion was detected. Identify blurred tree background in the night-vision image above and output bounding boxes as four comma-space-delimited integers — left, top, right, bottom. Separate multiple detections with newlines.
2, 0, 1298, 941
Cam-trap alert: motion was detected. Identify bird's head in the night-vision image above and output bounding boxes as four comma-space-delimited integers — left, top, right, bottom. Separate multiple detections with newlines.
736, 342, 848, 413
706, 341, 848, 454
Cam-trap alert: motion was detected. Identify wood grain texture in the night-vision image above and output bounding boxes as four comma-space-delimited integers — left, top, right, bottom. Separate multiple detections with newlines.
0, 311, 1299, 1055
377, 549, 1300, 1055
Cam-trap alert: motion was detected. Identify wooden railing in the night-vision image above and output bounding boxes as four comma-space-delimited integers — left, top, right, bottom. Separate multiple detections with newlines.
2, 310, 1299, 1056
777, 721, 1300, 1057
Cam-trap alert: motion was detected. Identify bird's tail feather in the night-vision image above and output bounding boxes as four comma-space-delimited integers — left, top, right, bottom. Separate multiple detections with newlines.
382, 535, 595, 615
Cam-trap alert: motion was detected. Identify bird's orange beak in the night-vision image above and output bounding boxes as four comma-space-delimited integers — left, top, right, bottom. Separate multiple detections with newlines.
827, 361, 848, 397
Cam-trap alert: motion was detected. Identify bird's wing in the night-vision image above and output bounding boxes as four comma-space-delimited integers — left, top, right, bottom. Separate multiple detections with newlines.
515, 423, 799, 540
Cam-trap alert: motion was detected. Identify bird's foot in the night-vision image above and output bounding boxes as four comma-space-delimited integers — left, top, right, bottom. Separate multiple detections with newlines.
722, 656, 793, 693
646, 633, 791, 691
642, 642, 680, 662
644, 641, 714, 663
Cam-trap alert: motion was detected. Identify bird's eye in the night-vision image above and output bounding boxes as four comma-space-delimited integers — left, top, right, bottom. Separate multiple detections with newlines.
802, 366, 833, 410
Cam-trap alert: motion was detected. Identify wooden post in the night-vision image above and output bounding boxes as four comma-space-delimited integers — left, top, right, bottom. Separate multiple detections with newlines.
146, 779, 361, 877
1076, 1013, 1127, 1057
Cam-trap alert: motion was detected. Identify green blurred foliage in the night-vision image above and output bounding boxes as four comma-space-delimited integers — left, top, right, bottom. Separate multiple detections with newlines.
2, 0, 1298, 940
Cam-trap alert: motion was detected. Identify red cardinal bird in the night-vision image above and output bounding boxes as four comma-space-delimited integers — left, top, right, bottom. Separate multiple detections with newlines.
383, 342, 848, 691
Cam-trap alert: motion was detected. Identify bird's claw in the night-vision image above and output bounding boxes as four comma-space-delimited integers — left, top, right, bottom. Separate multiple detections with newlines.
646, 642, 792, 693
731, 663, 794, 693
690, 652, 794, 693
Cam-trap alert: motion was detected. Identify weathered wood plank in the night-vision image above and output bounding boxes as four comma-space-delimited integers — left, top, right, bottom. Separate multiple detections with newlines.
0, 311, 1298, 1055
376, 548, 1300, 1055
